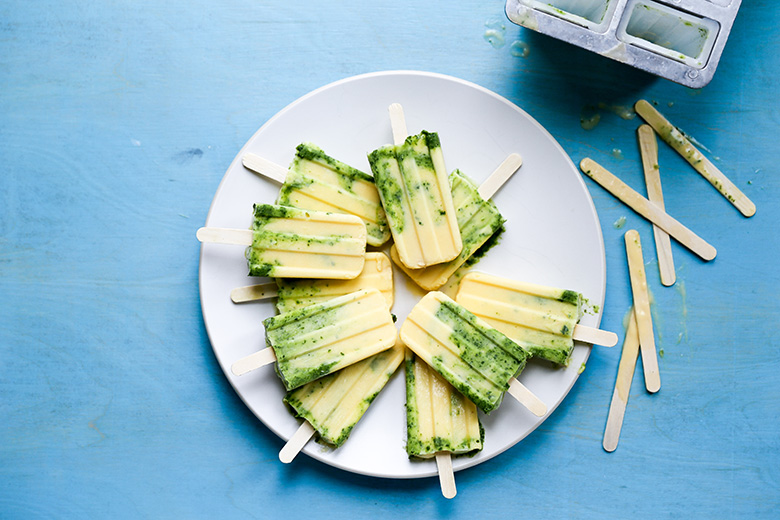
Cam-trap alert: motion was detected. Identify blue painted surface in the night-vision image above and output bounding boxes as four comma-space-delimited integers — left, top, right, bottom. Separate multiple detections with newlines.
1, 1, 778, 517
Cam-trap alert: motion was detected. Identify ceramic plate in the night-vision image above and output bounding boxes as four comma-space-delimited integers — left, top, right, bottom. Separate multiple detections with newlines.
199, 70, 605, 478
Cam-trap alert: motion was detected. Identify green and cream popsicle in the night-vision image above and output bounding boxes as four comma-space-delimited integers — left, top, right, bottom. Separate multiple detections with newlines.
455, 272, 617, 366
368, 130, 462, 269
405, 350, 482, 459
405, 348, 482, 499
243, 143, 391, 246
390, 167, 509, 291
278, 342, 405, 462
229, 252, 394, 312
197, 204, 367, 279
230, 288, 398, 388
400, 291, 546, 416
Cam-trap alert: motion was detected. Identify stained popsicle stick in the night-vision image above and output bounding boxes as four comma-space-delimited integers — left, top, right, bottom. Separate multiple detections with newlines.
635, 99, 755, 217
507, 379, 547, 417
603, 309, 640, 452
580, 158, 717, 261
435, 452, 457, 499
624, 230, 661, 393
196, 227, 253, 246
388, 103, 408, 146
638, 125, 676, 287
279, 421, 316, 464
242, 152, 288, 183
478, 153, 523, 200
573, 325, 618, 347
230, 282, 279, 303
231, 347, 277, 376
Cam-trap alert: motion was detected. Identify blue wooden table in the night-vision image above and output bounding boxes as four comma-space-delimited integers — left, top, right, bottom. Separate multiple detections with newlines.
2, 1, 778, 517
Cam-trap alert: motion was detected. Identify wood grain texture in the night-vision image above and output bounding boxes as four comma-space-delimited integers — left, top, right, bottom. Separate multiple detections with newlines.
1, 1, 778, 518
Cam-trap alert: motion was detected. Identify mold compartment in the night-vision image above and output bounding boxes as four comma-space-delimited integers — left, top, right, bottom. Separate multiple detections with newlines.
617, 0, 721, 69
522, 0, 619, 33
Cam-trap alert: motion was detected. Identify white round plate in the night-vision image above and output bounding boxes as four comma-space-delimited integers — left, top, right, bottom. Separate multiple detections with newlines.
199, 71, 605, 479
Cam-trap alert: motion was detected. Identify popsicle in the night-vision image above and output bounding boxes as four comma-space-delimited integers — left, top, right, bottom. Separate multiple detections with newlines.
196, 204, 366, 279
400, 291, 546, 416
230, 252, 394, 313
230, 288, 398, 390
242, 143, 391, 246
406, 350, 483, 499
455, 272, 618, 366
390, 163, 518, 291
368, 125, 462, 269
279, 342, 405, 463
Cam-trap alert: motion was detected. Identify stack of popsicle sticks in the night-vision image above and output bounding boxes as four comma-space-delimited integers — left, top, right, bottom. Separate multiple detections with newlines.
602, 230, 660, 452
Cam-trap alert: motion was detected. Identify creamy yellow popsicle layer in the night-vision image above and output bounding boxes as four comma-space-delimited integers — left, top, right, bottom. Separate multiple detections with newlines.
264, 288, 397, 390
284, 342, 404, 447
455, 272, 583, 366
368, 131, 462, 269
275, 252, 394, 314
405, 350, 483, 459
278, 143, 390, 247
391, 169, 504, 290
400, 291, 529, 413
247, 204, 366, 279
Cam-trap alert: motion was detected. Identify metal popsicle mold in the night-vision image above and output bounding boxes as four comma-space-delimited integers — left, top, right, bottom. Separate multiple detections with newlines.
505, 0, 741, 88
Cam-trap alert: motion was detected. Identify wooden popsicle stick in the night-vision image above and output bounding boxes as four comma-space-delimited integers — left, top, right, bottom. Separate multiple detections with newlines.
603, 309, 640, 452
478, 153, 523, 200
435, 452, 457, 499
580, 158, 717, 261
230, 282, 279, 303
242, 152, 289, 184
507, 378, 547, 417
196, 227, 253, 246
638, 125, 676, 287
279, 421, 316, 464
231, 347, 277, 376
635, 99, 756, 217
388, 103, 408, 146
572, 325, 618, 347
624, 230, 661, 393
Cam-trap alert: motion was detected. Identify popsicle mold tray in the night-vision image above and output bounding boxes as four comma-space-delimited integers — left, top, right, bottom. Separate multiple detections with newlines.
505, 0, 741, 88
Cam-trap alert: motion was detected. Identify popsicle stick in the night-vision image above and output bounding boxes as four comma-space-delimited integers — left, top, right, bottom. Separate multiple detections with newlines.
242, 152, 288, 184
635, 99, 755, 217
478, 153, 523, 200
603, 309, 640, 452
279, 421, 316, 464
507, 379, 547, 417
230, 282, 279, 303
638, 125, 676, 287
435, 452, 457, 499
388, 103, 408, 146
231, 347, 277, 376
580, 158, 717, 261
624, 230, 660, 393
572, 325, 618, 347
196, 227, 253, 246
